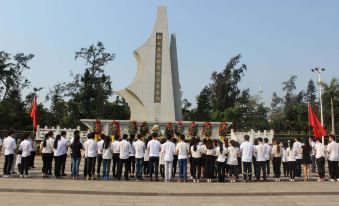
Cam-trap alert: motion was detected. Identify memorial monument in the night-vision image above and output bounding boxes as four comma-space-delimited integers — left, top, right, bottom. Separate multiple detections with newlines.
116, 6, 182, 122
81, 6, 232, 136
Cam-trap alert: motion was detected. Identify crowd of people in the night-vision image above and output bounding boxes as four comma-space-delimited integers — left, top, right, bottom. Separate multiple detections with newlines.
1, 129, 339, 183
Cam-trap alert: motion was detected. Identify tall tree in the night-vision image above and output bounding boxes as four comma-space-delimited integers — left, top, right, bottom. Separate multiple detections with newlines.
282, 75, 297, 104
0, 51, 34, 130
305, 79, 317, 103
195, 86, 213, 121
0, 51, 34, 101
321, 78, 339, 135
210, 54, 247, 111
64, 41, 115, 125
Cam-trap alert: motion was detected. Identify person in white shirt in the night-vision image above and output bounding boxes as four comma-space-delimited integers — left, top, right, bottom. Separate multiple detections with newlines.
60, 131, 69, 176
84, 132, 98, 180
293, 137, 303, 178
204, 139, 216, 183
281, 141, 288, 178
147, 132, 161, 181
264, 138, 272, 178
16, 151, 22, 176
28, 136, 37, 169
159, 143, 165, 179
128, 134, 136, 178
176, 134, 189, 182
118, 134, 132, 180
96, 134, 105, 178
46, 131, 55, 176
53, 135, 64, 179
190, 138, 203, 182
111, 136, 121, 178
134, 134, 145, 181
271, 140, 283, 181
2, 130, 17, 177
143, 137, 151, 177
240, 135, 254, 182
310, 137, 317, 173
255, 137, 267, 181
102, 136, 113, 181
227, 140, 240, 183
216, 141, 227, 183
286, 139, 298, 181
19, 134, 33, 177
40, 133, 54, 178
314, 138, 326, 181
326, 135, 339, 181
162, 135, 176, 182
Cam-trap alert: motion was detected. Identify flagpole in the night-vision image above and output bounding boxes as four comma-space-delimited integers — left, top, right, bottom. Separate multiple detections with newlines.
311, 67, 325, 144
307, 102, 311, 138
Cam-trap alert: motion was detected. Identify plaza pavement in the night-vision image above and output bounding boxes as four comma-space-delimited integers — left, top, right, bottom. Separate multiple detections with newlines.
0, 155, 338, 206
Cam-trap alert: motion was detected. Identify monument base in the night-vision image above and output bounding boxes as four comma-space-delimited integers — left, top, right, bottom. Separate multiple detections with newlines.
80, 119, 232, 138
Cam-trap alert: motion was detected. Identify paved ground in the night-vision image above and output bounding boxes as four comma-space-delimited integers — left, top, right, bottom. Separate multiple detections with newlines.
0, 155, 338, 206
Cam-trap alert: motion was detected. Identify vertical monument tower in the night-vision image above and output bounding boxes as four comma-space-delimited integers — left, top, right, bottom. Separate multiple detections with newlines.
116, 6, 182, 122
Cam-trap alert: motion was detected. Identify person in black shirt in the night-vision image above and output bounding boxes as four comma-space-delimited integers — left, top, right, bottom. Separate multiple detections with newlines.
70, 135, 83, 180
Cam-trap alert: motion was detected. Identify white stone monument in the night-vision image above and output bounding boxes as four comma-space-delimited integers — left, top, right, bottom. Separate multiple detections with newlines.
116, 6, 182, 122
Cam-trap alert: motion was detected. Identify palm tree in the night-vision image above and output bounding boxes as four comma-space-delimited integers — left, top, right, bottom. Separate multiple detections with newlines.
321, 78, 339, 135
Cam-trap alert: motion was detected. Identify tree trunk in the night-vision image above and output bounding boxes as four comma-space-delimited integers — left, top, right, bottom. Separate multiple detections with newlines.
330, 97, 336, 135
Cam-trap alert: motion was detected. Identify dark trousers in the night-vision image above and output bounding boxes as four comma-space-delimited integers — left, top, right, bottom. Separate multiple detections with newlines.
112, 153, 120, 177
54, 155, 62, 178
3, 154, 14, 175
189, 157, 193, 177
272, 157, 282, 178
129, 156, 135, 175
97, 154, 103, 176
237, 157, 242, 177
288, 161, 296, 179
149, 156, 159, 179
311, 155, 316, 172
295, 159, 302, 177
316, 157, 325, 178
266, 160, 270, 176
257, 161, 266, 181
118, 158, 129, 180
252, 157, 259, 178
83, 158, 88, 177
143, 161, 149, 176
21, 156, 30, 175
242, 161, 252, 180
42, 153, 52, 175
160, 164, 165, 178
135, 158, 143, 179
30, 151, 36, 167
61, 154, 67, 175
172, 155, 178, 176
216, 161, 225, 182
48, 154, 53, 175
282, 162, 289, 177
328, 160, 339, 179
191, 157, 201, 180
205, 155, 215, 178
17, 163, 22, 174
87, 157, 96, 177
229, 165, 238, 178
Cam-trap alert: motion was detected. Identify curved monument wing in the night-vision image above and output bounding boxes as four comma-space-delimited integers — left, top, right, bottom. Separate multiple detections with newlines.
115, 6, 182, 122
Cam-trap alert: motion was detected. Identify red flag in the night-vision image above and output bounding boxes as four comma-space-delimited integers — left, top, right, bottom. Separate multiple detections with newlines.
30, 95, 37, 130
308, 103, 326, 138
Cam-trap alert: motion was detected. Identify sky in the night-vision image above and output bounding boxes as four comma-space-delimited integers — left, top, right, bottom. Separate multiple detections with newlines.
1, 0, 339, 107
